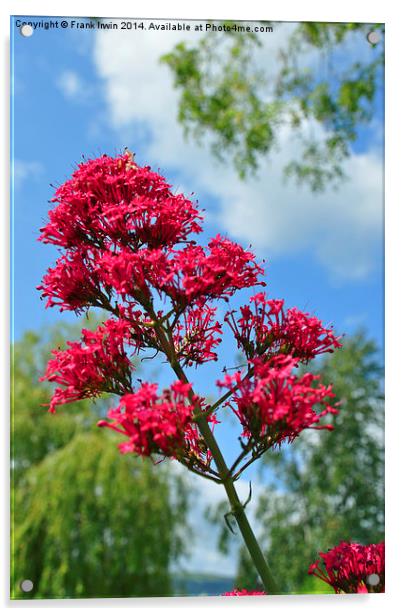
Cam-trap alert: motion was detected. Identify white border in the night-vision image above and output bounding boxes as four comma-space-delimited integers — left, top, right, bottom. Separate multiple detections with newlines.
1, 1, 400, 614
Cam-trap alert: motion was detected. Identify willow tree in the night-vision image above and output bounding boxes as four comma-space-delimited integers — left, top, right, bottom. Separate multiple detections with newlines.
11, 322, 189, 599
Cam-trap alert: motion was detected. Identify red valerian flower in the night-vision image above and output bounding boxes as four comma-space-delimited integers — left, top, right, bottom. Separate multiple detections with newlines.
40, 319, 133, 413
222, 589, 266, 596
37, 249, 107, 313
98, 381, 212, 468
96, 247, 170, 304
173, 304, 223, 366
39, 153, 203, 250
116, 302, 160, 352
217, 354, 338, 447
308, 541, 385, 594
163, 236, 265, 307
225, 292, 341, 362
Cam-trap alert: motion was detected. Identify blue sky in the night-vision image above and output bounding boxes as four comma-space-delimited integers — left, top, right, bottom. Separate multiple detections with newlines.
11, 17, 384, 575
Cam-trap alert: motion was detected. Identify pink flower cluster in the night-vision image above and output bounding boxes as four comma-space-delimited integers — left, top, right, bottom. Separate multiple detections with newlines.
39, 153, 203, 249
39, 238, 264, 314
98, 381, 211, 468
218, 355, 338, 448
308, 541, 385, 594
95, 237, 263, 308
38, 153, 341, 470
225, 292, 341, 362
173, 305, 222, 365
222, 589, 266, 596
163, 236, 265, 308
38, 154, 264, 317
41, 319, 133, 413
38, 249, 105, 313
97, 247, 169, 304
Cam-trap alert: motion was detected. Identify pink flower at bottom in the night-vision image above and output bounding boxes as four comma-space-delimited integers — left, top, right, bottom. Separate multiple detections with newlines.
222, 588, 266, 596
308, 541, 385, 593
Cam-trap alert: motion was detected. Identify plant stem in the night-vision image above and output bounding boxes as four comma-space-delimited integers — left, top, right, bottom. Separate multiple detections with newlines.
195, 414, 280, 594
148, 307, 280, 594
203, 365, 254, 418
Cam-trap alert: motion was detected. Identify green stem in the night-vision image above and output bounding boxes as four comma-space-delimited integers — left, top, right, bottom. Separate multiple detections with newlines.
196, 414, 280, 594
147, 307, 280, 594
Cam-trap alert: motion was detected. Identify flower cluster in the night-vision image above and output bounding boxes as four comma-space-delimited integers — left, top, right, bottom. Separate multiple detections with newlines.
116, 303, 160, 352
173, 305, 222, 365
41, 319, 133, 413
38, 153, 340, 487
164, 236, 265, 308
225, 292, 341, 362
97, 247, 170, 304
98, 381, 212, 468
94, 238, 264, 309
39, 243, 264, 320
308, 541, 385, 594
222, 589, 266, 596
37, 153, 348, 594
217, 355, 338, 448
38, 154, 265, 316
39, 153, 203, 250
37, 249, 106, 313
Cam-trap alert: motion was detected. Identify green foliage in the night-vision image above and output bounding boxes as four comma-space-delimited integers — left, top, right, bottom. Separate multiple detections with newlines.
12, 432, 188, 598
161, 22, 384, 190
236, 331, 384, 592
11, 319, 190, 599
11, 316, 107, 483
161, 24, 279, 178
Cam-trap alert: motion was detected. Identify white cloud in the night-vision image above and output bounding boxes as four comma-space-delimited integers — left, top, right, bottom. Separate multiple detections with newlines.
13, 160, 43, 189
213, 133, 383, 282
92, 22, 383, 281
57, 70, 84, 99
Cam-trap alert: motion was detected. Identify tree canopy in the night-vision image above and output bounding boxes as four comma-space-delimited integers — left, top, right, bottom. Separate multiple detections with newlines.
161, 22, 384, 191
